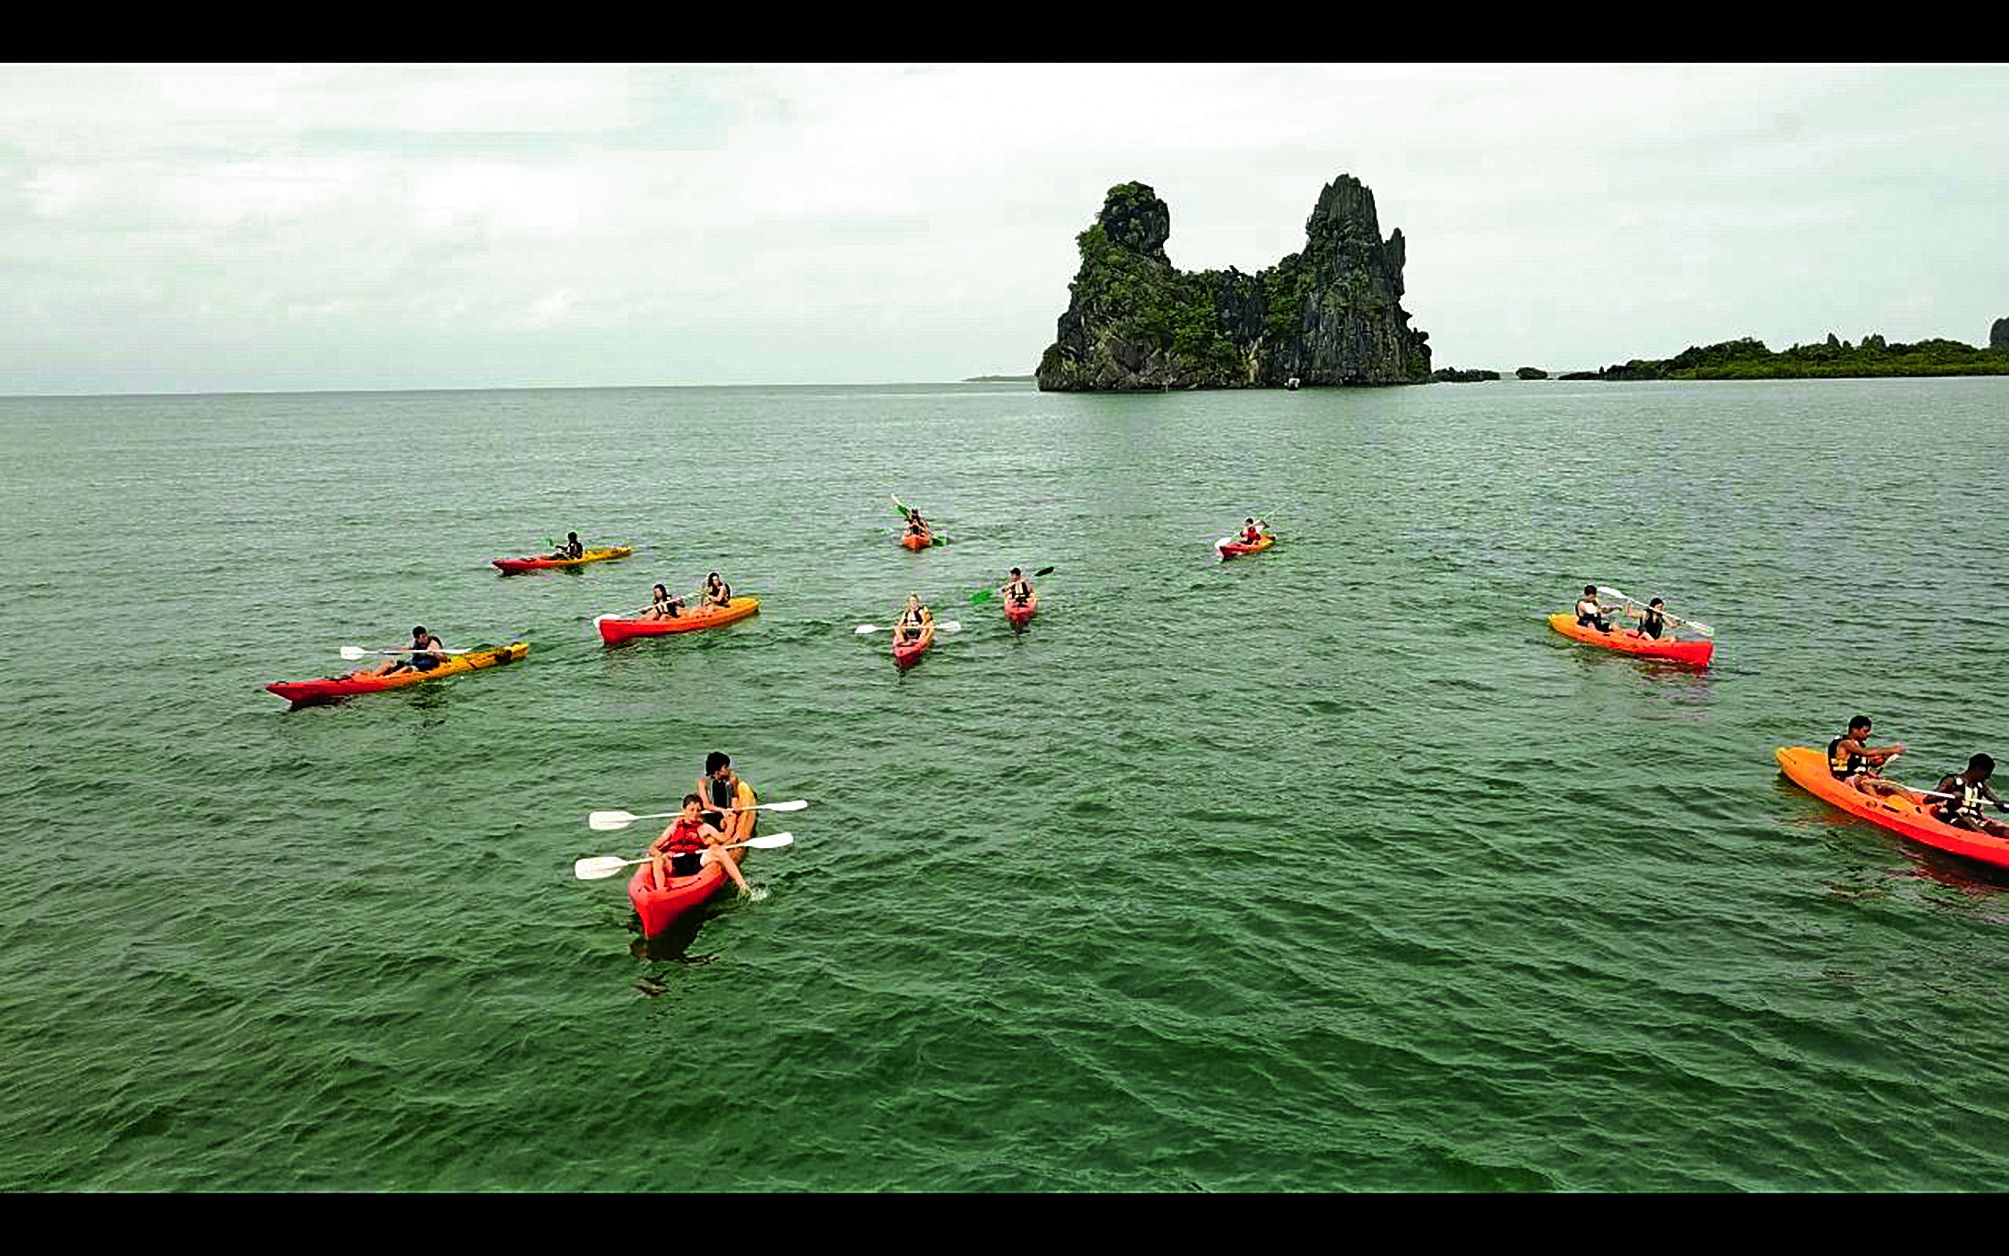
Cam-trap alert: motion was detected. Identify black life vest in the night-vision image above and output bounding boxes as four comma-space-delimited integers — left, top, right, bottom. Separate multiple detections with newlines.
1828, 737, 1870, 779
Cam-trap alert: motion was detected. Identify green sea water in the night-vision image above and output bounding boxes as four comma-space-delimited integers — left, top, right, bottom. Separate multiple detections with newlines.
2, 377, 2006, 1191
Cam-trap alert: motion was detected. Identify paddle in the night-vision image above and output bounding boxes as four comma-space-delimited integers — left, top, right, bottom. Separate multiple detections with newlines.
855, 621, 962, 634
593, 593, 688, 626
587, 799, 810, 831
572, 832, 796, 881
971, 567, 1055, 604
340, 644, 471, 661
1596, 586, 1714, 637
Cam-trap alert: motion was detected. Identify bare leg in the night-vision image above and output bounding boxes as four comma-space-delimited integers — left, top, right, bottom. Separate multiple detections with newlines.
707, 847, 754, 896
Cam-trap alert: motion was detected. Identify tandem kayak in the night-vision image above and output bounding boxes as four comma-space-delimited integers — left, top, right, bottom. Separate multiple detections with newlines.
1546, 613, 1714, 667
893, 623, 934, 669
493, 546, 632, 573
900, 530, 931, 550
1216, 534, 1274, 560
1005, 592, 1037, 630
1775, 746, 2009, 871
266, 642, 529, 704
627, 780, 758, 938
595, 596, 761, 644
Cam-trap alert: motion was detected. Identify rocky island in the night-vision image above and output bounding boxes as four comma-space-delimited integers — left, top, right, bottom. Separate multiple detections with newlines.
1035, 176, 1430, 391
1569, 327, 2009, 381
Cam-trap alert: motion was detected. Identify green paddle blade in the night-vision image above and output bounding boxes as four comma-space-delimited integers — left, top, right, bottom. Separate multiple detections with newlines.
970, 589, 994, 604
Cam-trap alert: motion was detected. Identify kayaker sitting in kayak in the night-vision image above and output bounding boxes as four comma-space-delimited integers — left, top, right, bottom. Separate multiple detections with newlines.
1000, 567, 1034, 608
893, 594, 933, 646
701, 572, 732, 610
697, 751, 751, 840
1829, 715, 1908, 799
1574, 586, 1612, 632
1624, 597, 1672, 640
1239, 517, 1269, 545
644, 583, 684, 620
1929, 755, 2009, 838
904, 510, 929, 539
548, 532, 585, 560
648, 795, 755, 898
362, 626, 449, 678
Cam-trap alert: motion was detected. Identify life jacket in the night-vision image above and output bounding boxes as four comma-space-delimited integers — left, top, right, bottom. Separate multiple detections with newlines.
410, 636, 445, 668
1243, 527, 1260, 543
656, 817, 708, 856
707, 579, 730, 604
1007, 579, 1031, 603
1828, 737, 1870, 779
899, 606, 925, 628
565, 540, 583, 558
1640, 609, 1665, 639
704, 774, 735, 812
1575, 599, 1603, 627
1936, 777, 1990, 824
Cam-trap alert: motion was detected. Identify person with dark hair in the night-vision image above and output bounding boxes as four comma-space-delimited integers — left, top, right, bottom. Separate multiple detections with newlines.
1828, 715, 1908, 798
696, 751, 756, 843
363, 626, 449, 678
1574, 585, 1610, 632
1630, 597, 1669, 640
999, 567, 1033, 610
644, 583, 683, 621
1930, 754, 2009, 838
646, 795, 754, 897
893, 593, 932, 648
548, 531, 584, 560
701, 571, 732, 610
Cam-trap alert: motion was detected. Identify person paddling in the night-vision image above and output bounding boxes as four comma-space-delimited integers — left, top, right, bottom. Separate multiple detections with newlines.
1625, 597, 1672, 640
893, 593, 933, 646
645, 583, 683, 621
1574, 585, 1612, 632
700, 571, 732, 610
904, 509, 930, 540
1829, 715, 1908, 799
549, 532, 585, 560
363, 626, 449, 678
1929, 754, 2009, 838
999, 567, 1034, 610
647, 795, 755, 898
1239, 517, 1268, 545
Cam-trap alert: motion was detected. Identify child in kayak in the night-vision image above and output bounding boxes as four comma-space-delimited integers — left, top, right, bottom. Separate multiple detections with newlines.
999, 567, 1034, 609
644, 583, 683, 620
893, 594, 932, 646
363, 626, 449, 678
647, 795, 755, 897
1574, 586, 1611, 632
701, 572, 732, 610
548, 532, 585, 560
1829, 715, 1908, 798
1929, 755, 2009, 837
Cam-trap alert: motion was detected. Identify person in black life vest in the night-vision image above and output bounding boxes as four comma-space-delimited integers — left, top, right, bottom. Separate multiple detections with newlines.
365, 626, 449, 678
1930, 754, 2009, 837
701, 571, 732, 610
1574, 585, 1611, 632
893, 594, 932, 646
1627, 597, 1670, 640
1828, 715, 1908, 798
1000, 567, 1033, 608
695, 751, 753, 842
646, 795, 754, 896
644, 583, 683, 620
549, 532, 584, 560
904, 509, 929, 539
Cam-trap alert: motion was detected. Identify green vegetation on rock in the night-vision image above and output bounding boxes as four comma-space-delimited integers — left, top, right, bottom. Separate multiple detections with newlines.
1587, 334, 2009, 381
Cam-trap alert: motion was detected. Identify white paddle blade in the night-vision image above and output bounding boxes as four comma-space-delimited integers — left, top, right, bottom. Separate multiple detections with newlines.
855, 624, 883, 634
755, 799, 808, 812
339, 645, 368, 661
742, 832, 794, 849
587, 810, 640, 831
1596, 586, 1635, 604
574, 855, 633, 880
938, 621, 962, 633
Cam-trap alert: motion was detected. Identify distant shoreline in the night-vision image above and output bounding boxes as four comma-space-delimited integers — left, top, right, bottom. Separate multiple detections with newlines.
962, 374, 1035, 383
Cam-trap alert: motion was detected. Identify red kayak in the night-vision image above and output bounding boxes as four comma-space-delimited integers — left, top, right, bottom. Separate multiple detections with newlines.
1546, 613, 1714, 666
900, 529, 931, 550
627, 784, 757, 938
1216, 534, 1275, 560
1005, 592, 1037, 630
595, 596, 759, 644
893, 622, 934, 669
265, 642, 528, 703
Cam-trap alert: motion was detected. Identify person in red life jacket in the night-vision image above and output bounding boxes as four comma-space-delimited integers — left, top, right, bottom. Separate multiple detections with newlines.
1930, 754, 2009, 838
1828, 715, 1908, 799
648, 794, 755, 897
1239, 517, 1268, 545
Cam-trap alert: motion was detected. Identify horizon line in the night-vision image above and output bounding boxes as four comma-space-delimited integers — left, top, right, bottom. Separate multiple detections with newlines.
0, 379, 1041, 402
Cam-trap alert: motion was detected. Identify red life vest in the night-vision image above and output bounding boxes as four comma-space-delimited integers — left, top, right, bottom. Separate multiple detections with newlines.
654, 817, 708, 856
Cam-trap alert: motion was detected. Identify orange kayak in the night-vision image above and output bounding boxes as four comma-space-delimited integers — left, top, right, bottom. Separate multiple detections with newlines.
901, 529, 931, 550
1005, 591, 1037, 630
1775, 746, 2009, 870
1546, 612, 1713, 666
596, 596, 760, 644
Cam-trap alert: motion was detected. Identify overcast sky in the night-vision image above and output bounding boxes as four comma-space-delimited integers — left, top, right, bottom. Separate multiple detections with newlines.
3, 63, 2004, 394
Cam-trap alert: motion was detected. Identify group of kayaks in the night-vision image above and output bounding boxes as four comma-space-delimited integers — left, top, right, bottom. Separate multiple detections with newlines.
1542, 582, 2009, 873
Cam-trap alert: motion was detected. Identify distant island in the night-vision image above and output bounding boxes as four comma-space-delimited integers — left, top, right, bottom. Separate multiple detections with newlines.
1035, 175, 1430, 391
963, 374, 1035, 382
1558, 327, 2009, 381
